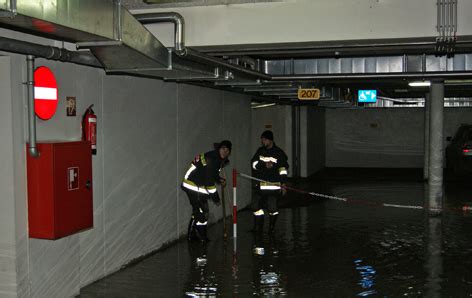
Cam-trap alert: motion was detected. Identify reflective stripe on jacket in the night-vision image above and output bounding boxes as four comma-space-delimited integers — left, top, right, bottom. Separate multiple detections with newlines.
251, 143, 289, 191
182, 150, 227, 195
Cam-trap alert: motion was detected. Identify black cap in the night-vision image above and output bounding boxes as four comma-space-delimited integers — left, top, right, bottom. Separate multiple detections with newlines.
261, 130, 274, 141
219, 140, 232, 151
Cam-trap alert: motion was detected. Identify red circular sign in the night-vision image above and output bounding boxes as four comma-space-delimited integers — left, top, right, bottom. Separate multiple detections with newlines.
34, 66, 58, 120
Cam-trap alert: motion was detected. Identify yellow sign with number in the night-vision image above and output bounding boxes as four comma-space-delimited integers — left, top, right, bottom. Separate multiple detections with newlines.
298, 88, 320, 100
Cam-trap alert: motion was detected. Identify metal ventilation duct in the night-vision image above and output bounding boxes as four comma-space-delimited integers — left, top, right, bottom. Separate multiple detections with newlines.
0, 0, 216, 79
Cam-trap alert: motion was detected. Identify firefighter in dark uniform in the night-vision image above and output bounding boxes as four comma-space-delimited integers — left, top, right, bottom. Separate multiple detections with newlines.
182, 140, 232, 242
251, 130, 288, 233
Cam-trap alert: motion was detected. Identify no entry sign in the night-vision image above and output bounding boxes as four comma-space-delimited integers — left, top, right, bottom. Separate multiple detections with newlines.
34, 66, 58, 120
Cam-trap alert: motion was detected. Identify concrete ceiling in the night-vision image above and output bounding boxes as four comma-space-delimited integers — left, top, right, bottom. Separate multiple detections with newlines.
119, 0, 472, 106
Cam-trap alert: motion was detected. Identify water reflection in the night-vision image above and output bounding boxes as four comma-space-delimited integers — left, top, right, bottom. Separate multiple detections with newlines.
79, 171, 472, 297
185, 243, 218, 297
354, 259, 377, 296
424, 216, 443, 298
252, 233, 286, 296
258, 270, 283, 296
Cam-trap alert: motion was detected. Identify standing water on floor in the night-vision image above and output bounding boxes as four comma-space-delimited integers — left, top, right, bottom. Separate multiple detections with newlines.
79, 170, 472, 297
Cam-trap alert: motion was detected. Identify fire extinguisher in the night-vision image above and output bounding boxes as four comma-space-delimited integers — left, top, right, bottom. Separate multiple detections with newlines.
82, 104, 97, 155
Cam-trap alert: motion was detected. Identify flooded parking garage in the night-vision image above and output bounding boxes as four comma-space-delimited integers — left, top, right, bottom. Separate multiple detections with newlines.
79, 169, 472, 297
2, 1, 472, 297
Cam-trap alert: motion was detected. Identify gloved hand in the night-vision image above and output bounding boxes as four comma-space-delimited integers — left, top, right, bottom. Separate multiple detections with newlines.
219, 177, 227, 188
211, 192, 221, 206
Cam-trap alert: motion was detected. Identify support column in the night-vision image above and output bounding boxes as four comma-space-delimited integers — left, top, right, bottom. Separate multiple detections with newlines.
428, 81, 444, 214
424, 93, 431, 180
299, 106, 308, 177
291, 105, 301, 178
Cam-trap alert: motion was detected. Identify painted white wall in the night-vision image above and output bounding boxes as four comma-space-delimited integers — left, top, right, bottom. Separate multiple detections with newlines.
0, 56, 17, 298
251, 105, 293, 177
133, 0, 472, 47
1, 36, 252, 298
253, 105, 472, 173
325, 108, 472, 168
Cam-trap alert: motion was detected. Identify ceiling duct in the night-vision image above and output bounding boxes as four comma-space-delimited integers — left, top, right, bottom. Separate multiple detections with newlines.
2, 0, 471, 107
0, 0, 216, 79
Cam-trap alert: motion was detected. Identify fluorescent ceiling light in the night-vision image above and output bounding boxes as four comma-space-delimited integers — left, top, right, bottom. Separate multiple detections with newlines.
251, 103, 276, 109
409, 81, 431, 87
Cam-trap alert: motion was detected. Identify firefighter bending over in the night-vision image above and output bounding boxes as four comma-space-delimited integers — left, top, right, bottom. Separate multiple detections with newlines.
251, 130, 289, 234
182, 140, 232, 242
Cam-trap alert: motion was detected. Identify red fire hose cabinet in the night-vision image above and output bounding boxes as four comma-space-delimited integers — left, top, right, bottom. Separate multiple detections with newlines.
27, 141, 93, 239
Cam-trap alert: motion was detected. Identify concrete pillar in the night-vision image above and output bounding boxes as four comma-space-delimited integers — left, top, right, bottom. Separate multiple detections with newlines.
299, 106, 308, 178
291, 106, 301, 178
428, 81, 444, 214
423, 93, 430, 180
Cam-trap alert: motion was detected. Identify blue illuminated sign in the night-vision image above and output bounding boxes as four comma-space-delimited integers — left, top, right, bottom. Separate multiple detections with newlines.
358, 90, 377, 103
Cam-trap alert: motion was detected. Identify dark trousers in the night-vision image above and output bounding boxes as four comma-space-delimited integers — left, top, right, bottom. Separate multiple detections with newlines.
251, 190, 280, 215
185, 190, 209, 224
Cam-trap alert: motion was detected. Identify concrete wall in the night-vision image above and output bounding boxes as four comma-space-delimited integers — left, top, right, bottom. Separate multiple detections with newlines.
325, 108, 472, 168
251, 105, 472, 173
0, 56, 17, 298
133, 0, 472, 46
251, 105, 293, 177
300, 107, 325, 177
0, 37, 252, 297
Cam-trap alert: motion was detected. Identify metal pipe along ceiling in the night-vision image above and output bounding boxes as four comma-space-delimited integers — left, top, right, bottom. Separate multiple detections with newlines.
132, 12, 271, 80
183, 48, 271, 80
0, 37, 102, 67
0, 0, 471, 105
134, 12, 186, 55
270, 72, 472, 81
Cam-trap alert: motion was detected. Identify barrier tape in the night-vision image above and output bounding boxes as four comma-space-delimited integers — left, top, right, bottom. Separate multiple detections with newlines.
237, 172, 447, 212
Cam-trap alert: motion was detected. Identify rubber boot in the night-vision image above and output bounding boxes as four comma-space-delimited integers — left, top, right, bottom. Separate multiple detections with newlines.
254, 215, 265, 234
268, 230, 279, 255
253, 232, 265, 255
269, 214, 278, 234
187, 217, 196, 241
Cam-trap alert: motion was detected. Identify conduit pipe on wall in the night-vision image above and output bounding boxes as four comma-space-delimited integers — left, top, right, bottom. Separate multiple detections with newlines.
26, 55, 39, 158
